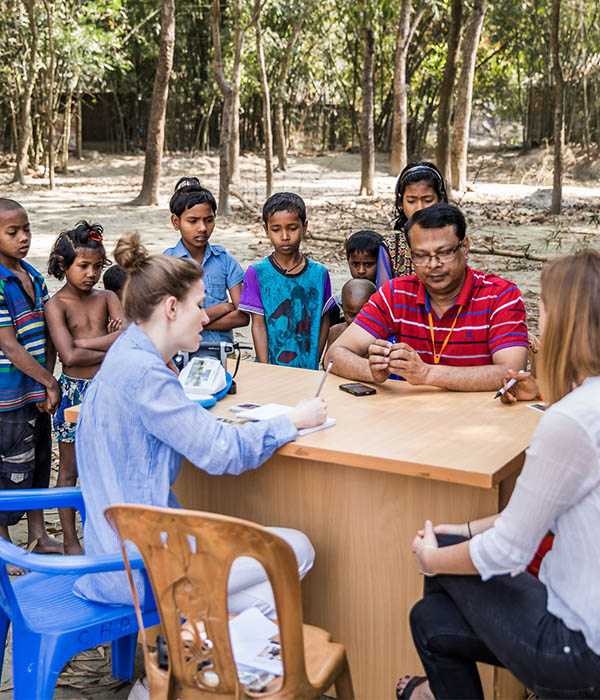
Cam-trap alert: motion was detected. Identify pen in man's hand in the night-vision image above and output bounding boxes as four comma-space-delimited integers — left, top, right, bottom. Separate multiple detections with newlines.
494, 370, 526, 399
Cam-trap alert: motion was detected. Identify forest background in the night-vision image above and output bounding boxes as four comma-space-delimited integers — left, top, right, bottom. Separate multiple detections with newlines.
1, 0, 600, 330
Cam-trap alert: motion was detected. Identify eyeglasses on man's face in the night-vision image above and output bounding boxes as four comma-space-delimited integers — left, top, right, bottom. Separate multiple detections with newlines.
410, 242, 463, 267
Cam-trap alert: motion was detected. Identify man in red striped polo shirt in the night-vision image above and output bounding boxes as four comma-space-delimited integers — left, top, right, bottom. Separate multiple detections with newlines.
324, 204, 528, 391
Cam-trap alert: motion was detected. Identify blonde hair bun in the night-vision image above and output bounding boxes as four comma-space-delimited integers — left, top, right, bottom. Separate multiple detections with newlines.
114, 233, 151, 273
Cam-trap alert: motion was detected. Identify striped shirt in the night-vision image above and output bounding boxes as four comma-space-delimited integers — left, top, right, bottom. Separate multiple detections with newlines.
0, 260, 49, 412
355, 266, 528, 366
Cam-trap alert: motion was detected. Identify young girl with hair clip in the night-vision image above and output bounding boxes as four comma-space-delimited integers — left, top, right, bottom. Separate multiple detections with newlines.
383, 162, 448, 278
73, 234, 325, 619
45, 221, 123, 554
399, 249, 600, 700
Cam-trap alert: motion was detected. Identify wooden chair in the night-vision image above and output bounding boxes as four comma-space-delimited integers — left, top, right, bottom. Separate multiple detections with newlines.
105, 504, 354, 700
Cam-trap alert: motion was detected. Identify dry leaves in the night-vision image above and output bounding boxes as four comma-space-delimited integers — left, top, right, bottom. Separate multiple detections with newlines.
55, 646, 129, 695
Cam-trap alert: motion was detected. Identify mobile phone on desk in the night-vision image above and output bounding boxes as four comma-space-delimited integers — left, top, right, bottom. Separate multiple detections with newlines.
230, 402, 261, 413
339, 382, 376, 396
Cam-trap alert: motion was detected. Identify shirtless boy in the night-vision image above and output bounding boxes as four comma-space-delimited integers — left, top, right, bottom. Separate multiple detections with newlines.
45, 221, 122, 554
327, 278, 376, 350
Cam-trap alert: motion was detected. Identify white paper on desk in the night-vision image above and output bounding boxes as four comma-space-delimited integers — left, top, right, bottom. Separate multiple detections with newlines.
236, 403, 336, 436
297, 418, 336, 436
228, 607, 283, 676
236, 403, 292, 420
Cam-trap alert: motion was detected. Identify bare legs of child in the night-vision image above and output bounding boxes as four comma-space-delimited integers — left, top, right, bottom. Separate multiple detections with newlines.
57, 441, 84, 555
0, 515, 63, 576
0, 525, 28, 576
27, 509, 63, 553
0, 408, 63, 574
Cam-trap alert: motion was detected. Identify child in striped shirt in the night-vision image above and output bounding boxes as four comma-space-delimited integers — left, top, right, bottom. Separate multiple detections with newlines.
0, 198, 62, 571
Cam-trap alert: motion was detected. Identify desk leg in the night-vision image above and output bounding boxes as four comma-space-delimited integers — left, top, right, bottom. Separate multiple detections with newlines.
174, 455, 525, 700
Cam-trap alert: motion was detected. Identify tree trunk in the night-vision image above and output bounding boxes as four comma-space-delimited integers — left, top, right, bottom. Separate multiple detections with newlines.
253, 2, 273, 198
212, 0, 245, 216
274, 1, 317, 171
359, 3, 376, 196
550, 0, 564, 214
275, 100, 286, 171
435, 0, 463, 188
450, 0, 487, 191
390, 1, 426, 175
229, 71, 241, 185
11, 0, 38, 185
32, 111, 42, 169
76, 84, 83, 159
130, 0, 175, 206
59, 88, 73, 173
113, 91, 127, 152
9, 100, 18, 155
41, 0, 56, 190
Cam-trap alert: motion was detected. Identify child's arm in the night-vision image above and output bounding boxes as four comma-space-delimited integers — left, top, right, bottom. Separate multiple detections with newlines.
204, 283, 250, 331
318, 270, 333, 359
250, 313, 269, 363
46, 329, 57, 375
74, 291, 124, 351
318, 313, 331, 359
204, 301, 236, 324
45, 300, 105, 367
326, 323, 346, 353
74, 332, 121, 352
0, 325, 61, 409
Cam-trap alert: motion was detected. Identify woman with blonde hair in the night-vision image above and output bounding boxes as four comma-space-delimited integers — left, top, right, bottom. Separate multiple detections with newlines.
73, 234, 326, 615
398, 249, 600, 699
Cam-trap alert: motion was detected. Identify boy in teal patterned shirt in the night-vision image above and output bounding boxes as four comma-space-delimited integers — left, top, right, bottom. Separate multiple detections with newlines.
239, 193, 333, 370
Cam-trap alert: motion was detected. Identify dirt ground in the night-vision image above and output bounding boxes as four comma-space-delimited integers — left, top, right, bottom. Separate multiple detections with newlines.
2, 144, 599, 334
0, 146, 599, 698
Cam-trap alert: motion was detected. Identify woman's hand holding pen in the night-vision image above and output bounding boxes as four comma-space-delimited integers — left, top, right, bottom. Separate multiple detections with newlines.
289, 398, 327, 430
500, 369, 540, 403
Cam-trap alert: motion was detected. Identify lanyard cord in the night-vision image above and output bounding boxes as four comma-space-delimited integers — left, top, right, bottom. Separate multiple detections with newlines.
427, 306, 463, 364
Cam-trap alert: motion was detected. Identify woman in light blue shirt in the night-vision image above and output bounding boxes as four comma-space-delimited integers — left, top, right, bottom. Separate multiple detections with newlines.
74, 234, 326, 614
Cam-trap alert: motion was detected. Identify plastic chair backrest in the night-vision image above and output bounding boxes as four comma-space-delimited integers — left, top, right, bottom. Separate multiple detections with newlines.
105, 504, 316, 699
0, 487, 87, 629
0, 564, 24, 628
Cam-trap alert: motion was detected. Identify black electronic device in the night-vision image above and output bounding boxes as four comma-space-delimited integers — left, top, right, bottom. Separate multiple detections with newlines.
339, 382, 376, 396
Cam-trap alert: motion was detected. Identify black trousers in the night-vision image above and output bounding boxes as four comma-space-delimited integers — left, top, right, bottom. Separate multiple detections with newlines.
410, 535, 600, 699
0, 403, 51, 526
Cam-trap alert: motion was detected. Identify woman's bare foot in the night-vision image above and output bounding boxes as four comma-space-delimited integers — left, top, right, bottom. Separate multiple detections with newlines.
396, 675, 434, 700
29, 534, 64, 554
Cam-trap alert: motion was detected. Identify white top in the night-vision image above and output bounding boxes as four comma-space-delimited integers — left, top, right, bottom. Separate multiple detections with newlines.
470, 376, 600, 654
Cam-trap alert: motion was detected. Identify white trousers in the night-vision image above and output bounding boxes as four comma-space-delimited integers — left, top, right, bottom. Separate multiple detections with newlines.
226, 527, 315, 619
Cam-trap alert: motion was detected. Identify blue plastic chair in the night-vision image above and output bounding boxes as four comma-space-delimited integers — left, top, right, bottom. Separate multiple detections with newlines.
0, 487, 159, 699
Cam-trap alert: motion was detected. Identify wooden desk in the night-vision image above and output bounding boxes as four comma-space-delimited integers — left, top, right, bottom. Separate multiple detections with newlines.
173, 361, 541, 699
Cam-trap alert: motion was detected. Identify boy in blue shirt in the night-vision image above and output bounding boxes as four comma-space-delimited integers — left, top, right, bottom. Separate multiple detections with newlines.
239, 192, 333, 370
0, 198, 63, 569
163, 177, 248, 345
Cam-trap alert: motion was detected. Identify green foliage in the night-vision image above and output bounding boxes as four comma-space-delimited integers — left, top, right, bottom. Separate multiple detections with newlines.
0, 0, 598, 156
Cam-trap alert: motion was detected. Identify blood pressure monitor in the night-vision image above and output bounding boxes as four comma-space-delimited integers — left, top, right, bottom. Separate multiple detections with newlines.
179, 356, 228, 402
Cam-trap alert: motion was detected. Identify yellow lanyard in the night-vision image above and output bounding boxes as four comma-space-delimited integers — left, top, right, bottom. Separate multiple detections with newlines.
427, 305, 463, 364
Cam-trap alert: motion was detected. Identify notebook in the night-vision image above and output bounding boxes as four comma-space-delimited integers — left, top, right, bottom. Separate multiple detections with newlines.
236, 403, 336, 436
